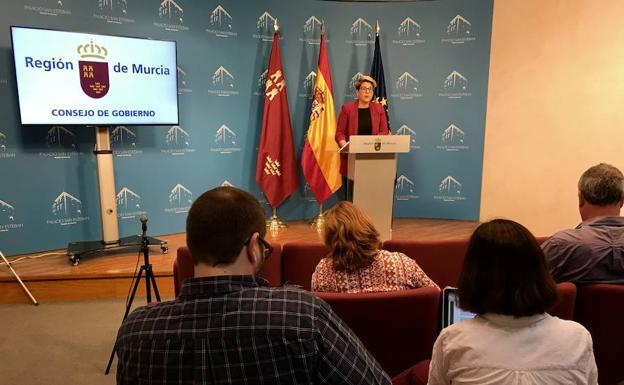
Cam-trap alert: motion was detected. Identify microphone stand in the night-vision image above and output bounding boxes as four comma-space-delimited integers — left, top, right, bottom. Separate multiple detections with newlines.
104, 216, 161, 375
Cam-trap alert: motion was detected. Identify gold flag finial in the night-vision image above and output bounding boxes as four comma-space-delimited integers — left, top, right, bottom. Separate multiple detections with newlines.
274, 18, 279, 32
376, 20, 380, 34
321, 20, 325, 35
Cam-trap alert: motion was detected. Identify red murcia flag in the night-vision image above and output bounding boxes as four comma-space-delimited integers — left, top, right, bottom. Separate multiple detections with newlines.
255, 29, 299, 209
79, 60, 109, 99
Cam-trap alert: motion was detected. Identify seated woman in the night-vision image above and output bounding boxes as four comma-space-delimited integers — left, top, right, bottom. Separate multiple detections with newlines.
427, 219, 597, 385
311, 201, 438, 293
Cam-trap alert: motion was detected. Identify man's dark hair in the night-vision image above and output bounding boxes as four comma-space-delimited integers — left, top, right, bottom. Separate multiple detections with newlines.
458, 219, 557, 317
186, 186, 266, 266
578, 163, 624, 206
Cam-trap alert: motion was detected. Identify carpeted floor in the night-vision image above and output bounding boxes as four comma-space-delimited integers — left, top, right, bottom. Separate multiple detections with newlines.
0, 296, 172, 385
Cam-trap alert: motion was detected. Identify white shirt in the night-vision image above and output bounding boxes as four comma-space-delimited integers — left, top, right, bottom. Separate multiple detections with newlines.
427, 313, 597, 385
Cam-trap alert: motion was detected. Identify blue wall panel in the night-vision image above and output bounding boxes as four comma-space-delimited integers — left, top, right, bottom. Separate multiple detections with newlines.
0, 0, 492, 255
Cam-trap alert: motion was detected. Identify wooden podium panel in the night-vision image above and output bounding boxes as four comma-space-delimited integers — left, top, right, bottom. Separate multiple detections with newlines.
343, 135, 410, 241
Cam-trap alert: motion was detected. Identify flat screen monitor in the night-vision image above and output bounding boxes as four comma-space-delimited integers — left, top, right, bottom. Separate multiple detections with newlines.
10, 26, 179, 125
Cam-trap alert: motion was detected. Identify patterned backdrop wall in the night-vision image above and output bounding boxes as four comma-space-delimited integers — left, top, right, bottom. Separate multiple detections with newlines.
0, 0, 493, 256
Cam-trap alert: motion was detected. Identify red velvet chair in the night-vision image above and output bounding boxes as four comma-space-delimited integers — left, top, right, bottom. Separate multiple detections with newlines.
382, 239, 469, 288
316, 287, 441, 378
575, 284, 624, 385
173, 244, 283, 296
549, 282, 577, 320
281, 242, 329, 290
392, 360, 430, 385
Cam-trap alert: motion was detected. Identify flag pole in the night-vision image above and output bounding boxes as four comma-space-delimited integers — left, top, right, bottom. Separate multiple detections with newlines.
309, 21, 325, 232
309, 203, 325, 231
265, 17, 286, 232
267, 207, 287, 232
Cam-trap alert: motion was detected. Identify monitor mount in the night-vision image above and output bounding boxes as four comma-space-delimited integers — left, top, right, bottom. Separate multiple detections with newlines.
67, 126, 168, 265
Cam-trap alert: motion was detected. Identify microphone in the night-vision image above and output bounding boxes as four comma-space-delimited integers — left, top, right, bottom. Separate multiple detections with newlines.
140, 215, 147, 237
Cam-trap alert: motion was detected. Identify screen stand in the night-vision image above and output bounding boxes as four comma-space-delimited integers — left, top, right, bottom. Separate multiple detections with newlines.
66, 126, 168, 265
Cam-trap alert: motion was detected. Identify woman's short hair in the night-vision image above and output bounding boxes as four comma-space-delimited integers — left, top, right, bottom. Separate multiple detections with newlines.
354, 75, 377, 90
322, 201, 382, 273
186, 186, 266, 266
458, 219, 557, 317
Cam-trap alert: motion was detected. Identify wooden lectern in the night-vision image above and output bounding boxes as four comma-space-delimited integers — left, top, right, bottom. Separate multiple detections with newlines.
341, 135, 410, 241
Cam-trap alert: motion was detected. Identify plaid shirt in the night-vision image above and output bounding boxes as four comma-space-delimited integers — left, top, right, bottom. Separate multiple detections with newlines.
116, 275, 391, 385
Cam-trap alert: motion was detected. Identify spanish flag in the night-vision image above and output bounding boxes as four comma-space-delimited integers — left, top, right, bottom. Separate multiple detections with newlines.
301, 32, 342, 204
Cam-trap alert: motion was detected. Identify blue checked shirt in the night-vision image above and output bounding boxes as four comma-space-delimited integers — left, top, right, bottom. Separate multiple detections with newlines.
116, 275, 391, 384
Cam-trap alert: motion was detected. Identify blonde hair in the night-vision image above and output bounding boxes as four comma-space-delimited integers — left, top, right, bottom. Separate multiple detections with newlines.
322, 201, 382, 273
354, 75, 377, 90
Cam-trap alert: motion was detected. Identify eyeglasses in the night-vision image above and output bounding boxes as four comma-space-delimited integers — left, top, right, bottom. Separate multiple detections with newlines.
358, 87, 374, 92
244, 233, 274, 260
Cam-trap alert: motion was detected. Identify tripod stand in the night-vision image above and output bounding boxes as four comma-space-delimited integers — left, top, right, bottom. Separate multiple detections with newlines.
105, 216, 161, 375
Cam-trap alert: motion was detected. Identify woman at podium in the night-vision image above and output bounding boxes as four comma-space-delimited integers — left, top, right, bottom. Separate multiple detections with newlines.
335, 75, 389, 199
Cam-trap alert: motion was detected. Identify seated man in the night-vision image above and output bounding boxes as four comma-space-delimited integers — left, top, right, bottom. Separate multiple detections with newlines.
542, 163, 624, 283
115, 186, 391, 385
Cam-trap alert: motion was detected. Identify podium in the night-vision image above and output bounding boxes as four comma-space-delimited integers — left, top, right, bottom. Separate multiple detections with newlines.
342, 135, 410, 241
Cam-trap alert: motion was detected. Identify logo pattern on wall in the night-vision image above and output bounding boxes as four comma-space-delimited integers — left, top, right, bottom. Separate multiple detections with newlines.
111, 126, 135, 146
47, 191, 89, 225
209, 66, 239, 96
177, 66, 192, 94
254, 69, 267, 96
300, 182, 317, 202
211, 124, 241, 154
393, 17, 425, 46
24, 0, 72, 17
440, 70, 472, 98
40, 126, 80, 159
442, 15, 475, 44
299, 71, 316, 98
346, 17, 374, 45
435, 176, 466, 202
254, 11, 276, 41
0, 199, 24, 233
396, 125, 420, 149
111, 126, 142, 156
207, 5, 237, 37
300, 15, 322, 45
395, 175, 419, 201
0, 131, 16, 159
392, 72, 422, 99
94, 0, 134, 24
116, 186, 146, 219
438, 123, 469, 152
166, 183, 192, 213
155, 0, 188, 31
162, 125, 195, 155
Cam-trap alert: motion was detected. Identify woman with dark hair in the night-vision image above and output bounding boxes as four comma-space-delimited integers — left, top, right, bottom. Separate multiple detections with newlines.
311, 201, 438, 293
427, 219, 597, 385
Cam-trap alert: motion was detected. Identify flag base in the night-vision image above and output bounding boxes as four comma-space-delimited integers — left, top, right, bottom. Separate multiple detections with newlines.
309, 204, 324, 232
266, 208, 287, 232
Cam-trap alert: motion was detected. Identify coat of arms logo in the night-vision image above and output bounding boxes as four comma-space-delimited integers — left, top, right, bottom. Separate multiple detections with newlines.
77, 41, 109, 99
